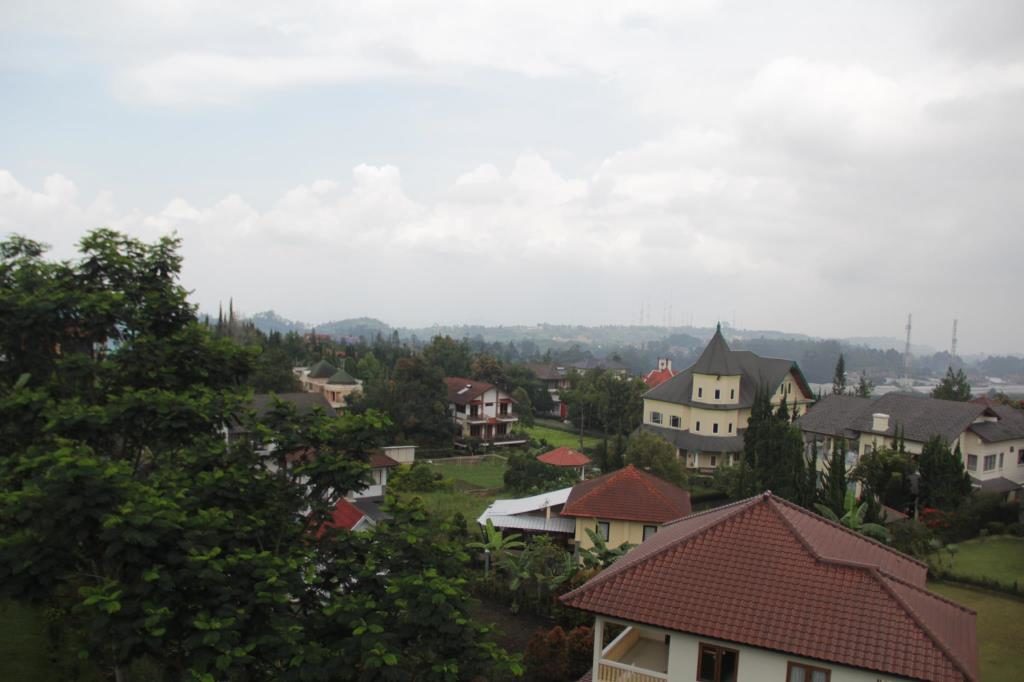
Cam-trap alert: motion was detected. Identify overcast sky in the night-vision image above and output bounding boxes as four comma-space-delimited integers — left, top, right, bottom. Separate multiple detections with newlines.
2, 1, 1022, 354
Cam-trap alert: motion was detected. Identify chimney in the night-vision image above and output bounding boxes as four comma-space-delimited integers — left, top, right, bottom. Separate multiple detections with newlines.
658, 358, 672, 371
872, 413, 890, 432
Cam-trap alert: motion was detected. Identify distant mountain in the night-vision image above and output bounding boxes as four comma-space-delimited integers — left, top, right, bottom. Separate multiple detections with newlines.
317, 317, 391, 339
249, 310, 307, 335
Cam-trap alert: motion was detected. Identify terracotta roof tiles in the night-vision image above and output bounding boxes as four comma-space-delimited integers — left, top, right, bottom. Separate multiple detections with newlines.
561, 465, 691, 523
537, 447, 591, 467
560, 493, 976, 682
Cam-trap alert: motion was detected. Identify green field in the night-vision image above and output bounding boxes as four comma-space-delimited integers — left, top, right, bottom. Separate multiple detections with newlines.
524, 425, 601, 451
942, 537, 1024, 589
928, 582, 1024, 682
412, 489, 499, 523
426, 456, 508, 489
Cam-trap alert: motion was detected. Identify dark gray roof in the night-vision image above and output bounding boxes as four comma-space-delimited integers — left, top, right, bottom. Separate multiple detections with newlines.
644, 340, 812, 410
798, 392, 996, 444
353, 497, 390, 523
968, 405, 1024, 443
797, 395, 873, 438
569, 358, 630, 372
523, 362, 568, 381
326, 368, 358, 385
639, 423, 745, 453
970, 476, 1022, 495
228, 392, 335, 434
307, 359, 337, 379
690, 325, 741, 376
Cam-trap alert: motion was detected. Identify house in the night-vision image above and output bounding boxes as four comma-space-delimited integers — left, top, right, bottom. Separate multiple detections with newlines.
640, 324, 815, 471
318, 497, 375, 534
477, 486, 575, 544
296, 359, 363, 410
797, 392, 1024, 498
523, 362, 571, 419
444, 377, 526, 446
561, 491, 978, 682
225, 392, 336, 450
537, 446, 591, 480
569, 357, 631, 378
561, 465, 691, 550
642, 358, 678, 389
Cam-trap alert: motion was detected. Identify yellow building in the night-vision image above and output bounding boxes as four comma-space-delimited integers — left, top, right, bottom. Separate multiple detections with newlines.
560, 464, 692, 551
641, 325, 815, 471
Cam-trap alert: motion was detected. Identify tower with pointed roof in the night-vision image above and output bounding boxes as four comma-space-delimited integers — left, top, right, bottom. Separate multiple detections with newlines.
639, 325, 814, 471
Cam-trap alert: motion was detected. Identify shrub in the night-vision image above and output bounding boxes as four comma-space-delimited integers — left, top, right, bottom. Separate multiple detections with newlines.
986, 521, 1007, 535
565, 626, 593, 680
524, 625, 593, 682
389, 462, 449, 492
504, 451, 577, 495
1007, 522, 1024, 537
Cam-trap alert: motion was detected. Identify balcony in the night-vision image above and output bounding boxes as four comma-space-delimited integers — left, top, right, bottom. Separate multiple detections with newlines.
596, 626, 668, 682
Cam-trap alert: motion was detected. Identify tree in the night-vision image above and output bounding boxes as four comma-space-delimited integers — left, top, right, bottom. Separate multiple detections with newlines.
623, 431, 687, 487
421, 335, 472, 377
852, 448, 914, 511
511, 386, 535, 427
814, 496, 890, 543
0, 231, 516, 681
917, 436, 973, 510
740, 388, 808, 504
854, 372, 874, 398
354, 355, 453, 444
832, 353, 846, 395
932, 366, 971, 402
504, 451, 577, 494
818, 439, 849, 518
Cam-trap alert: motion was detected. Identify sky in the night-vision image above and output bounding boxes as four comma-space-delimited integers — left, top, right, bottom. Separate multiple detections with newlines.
1, 1, 1022, 354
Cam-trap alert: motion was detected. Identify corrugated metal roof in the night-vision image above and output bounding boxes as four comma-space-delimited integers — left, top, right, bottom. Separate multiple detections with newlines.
477, 487, 573, 523
481, 514, 576, 533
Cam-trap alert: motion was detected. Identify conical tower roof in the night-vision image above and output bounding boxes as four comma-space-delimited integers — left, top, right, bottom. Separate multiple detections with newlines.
691, 323, 740, 376
308, 359, 337, 379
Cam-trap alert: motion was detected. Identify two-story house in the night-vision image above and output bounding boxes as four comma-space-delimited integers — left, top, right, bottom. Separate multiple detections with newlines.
640, 325, 815, 471
797, 392, 1024, 499
523, 362, 571, 418
444, 377, 526, 446
561, 465, 691, 551
562, 491, 978, 682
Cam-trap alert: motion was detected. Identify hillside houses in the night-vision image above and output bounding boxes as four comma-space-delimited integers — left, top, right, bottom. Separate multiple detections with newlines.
444, 376, 527, 446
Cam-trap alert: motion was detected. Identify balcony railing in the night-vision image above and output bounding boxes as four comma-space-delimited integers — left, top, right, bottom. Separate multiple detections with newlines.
597, 627, 668, 682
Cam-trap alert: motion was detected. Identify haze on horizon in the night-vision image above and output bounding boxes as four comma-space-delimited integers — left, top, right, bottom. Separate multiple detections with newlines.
2, 1, 1022, 355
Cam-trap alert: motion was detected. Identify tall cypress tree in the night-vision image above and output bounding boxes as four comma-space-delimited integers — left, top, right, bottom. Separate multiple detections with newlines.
818, 438, 848, 517
832, 354, 847, 395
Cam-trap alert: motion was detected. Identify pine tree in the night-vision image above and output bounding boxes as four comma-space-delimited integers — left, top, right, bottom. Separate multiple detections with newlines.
855, 372, 874, 397
932, 366, 971, 401
917, 436, 972, 510
818, 438, 848, 518
832, 354, 847, 395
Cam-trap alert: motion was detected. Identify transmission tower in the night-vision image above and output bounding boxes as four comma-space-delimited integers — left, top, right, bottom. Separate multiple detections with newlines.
902, 314, 913, 381
951, 319, 958, 358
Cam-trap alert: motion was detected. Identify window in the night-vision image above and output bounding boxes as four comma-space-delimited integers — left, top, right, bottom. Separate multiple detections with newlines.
710, 455, 718, 467
728, 423, 733, 433
787, 662, 830, 682
698, 387, 703, 398
670, 415, 681, 428
695, 421, 701, 432
1019, 451, 1024, 466
730, 389, 735, 399
967, 454, 978, 471
714, 389, 721, 399
999, 453, 1005, 468
651, 411, 663, 424
596, 521, 610, 542
456, 403, 465, 413
642, 525, 658, 541
697, 643, 738, 682
713, 423, 719, 434
984, 454, 997, 471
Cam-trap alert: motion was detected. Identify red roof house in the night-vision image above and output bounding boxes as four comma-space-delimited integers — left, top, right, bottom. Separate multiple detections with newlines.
316, 498, 371, 536
642, 358, 678, 389
561, 491, 978, 682
561, 465, 691, 549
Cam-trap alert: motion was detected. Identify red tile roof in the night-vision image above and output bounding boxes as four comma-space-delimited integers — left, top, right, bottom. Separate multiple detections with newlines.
561, 465, 691, 523
444, 376, 497, 405
642, 367, 678, 388
537, 446, 591, 467
317, 498, 366, 535
560, 492, 977, 682
369, 451, 401, 469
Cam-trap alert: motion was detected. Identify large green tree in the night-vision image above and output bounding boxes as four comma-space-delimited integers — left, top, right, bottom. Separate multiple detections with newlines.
916, 435, 973, 510
0, 231, 514, 681
623, 431, 687, 487
832, 354, 846, 396
932, 366, 972, 401
737, 390, 811, 505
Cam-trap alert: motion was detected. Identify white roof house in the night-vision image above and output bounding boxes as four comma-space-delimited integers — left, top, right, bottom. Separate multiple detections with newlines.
477, 487, 575, 534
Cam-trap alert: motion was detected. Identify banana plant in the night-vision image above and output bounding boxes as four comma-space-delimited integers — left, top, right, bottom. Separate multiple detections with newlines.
815, 497, 891, 543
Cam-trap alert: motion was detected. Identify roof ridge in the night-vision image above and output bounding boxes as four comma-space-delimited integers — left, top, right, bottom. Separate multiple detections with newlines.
766, 501, 976, 681
873, 571, 977, 681
563, 466, 626, 513
561, 495, 765, 599
768, 495, 929, 571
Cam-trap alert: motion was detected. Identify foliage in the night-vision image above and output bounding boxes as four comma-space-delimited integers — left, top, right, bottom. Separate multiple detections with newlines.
817, 439, 848, 518
832, 354, 846, 395
523, 626, 592, 682
422, 336, 473, 378
0, 231, 516, 681
932, 366, 972, 401
814, 496, 891, 543
504, 452, 578, 495
917, 436, 972, 511
511, 386, 535, 427
577, 528, 632, 570
737, 389, 812, 505
854, 373, 874, 398
887, 520, 936, 560
623, 431, 687, 487
851, 448, 914, 511
562, 370, 646, 441
389, 462, 450, 493
353, 355, 454, 445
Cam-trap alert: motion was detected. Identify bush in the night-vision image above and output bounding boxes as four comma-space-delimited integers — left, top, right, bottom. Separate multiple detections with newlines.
986, 521, 1007, 535
889, 519, 936, 560
938, 494, 1021, 542
504, 451, 577, 495
524, 625, 593, 682
1007, 522, 1024, 537
389, 462, 449, 492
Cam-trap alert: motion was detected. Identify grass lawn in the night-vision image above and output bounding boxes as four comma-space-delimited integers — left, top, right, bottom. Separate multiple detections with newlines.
426, 456, 508, 489
928, 582, 1024, 682
413, 489, 499, 522
941, 536, 1024, 589
524, 425, 601, 451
